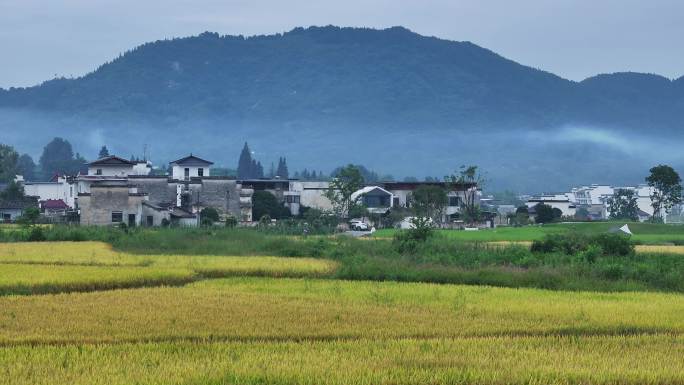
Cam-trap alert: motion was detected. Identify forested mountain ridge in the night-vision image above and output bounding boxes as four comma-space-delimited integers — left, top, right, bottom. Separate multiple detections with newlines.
1, 26, 683, 190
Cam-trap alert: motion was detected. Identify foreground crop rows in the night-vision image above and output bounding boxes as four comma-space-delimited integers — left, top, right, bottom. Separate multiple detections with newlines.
2, 278, 684, 384
4, 240, 684, 384
2, 277, 684, 345
3, 336, 684, 385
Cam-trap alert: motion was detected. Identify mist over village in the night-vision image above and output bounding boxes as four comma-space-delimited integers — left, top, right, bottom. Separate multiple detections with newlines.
2, 1, 684, 384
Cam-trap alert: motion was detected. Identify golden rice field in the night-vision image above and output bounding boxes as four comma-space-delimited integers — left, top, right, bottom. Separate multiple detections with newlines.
3, 241, 684, 384
485, 241, 684, 255
0, 242, 337, 295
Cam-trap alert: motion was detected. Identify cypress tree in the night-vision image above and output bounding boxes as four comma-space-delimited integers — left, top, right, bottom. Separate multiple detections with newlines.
280, 157, 289, 179
98, 146, 110, 159
237, 142, 253, 179
256, 161, 264, 178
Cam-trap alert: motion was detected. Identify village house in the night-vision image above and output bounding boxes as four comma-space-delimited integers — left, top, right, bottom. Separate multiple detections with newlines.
77, 154, 252, 226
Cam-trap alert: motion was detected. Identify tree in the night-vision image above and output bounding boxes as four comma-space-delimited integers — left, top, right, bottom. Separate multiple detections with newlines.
17, 207, 40, 227
200, 207, 220, 226
0, 144, 19, 183
534, 203, 561, 224
276, 157, 289, 179
0, 181, 25, 200
268, 162, 275, 178
410, 185, 447, 222
98, 146, 110, 159
16, 154, 36, 180
607, 189, 639, 221
237, 142, 254, 179
446, 165, 484, 225
252, 191, 291, 220
324, 164, 364, 219
39, 138, 86, 179
646, 164, 682, 221
574, 207, 590, 221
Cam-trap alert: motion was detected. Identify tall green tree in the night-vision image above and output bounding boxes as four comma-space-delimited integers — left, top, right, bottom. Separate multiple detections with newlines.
410, 185, 447, 222
534, 203, 561, 224
16, 154, 36, 180
98, 145, 110, 159
0, 144, 19, 183
39, 138, 86, 179
252, 191, 291, 220
446, 165, 484, 225
276, 157, 289, 179
324, 164, 364, 219
607, 188, 639, 221
646, 164, 682, 221
237, 142, 254, 179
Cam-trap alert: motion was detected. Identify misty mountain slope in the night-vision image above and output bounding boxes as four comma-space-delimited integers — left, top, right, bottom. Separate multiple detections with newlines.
1, 26, 683, 191
0, 26, 577, 128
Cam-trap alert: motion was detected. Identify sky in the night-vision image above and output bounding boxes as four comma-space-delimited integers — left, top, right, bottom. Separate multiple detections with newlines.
0, 0, 682, 88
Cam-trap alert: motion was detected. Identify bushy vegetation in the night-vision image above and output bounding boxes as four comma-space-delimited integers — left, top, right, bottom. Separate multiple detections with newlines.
5, 223, 684, 292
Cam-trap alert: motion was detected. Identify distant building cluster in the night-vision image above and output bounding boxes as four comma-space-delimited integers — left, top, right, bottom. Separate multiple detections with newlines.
525, 184, 662, 222
10, 153, 482, 227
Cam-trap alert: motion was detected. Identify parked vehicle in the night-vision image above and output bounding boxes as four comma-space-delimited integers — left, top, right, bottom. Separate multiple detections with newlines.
349, 220, 370, 231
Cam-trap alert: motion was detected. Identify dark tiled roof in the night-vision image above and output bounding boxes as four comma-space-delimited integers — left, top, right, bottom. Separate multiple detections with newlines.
88, 156, 136, 166
40, 199, 69, 209
170, 154, 214, 166
170, 207, 197, 219
0, 200, 36, 209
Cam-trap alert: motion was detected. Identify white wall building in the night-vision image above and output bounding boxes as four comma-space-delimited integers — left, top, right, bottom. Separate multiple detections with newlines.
170, 155, 213, 180
88, 156, 136, 177
23, 175, 76, 208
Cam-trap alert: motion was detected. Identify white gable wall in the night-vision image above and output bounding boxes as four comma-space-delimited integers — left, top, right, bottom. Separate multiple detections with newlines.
172, 165, 209, 180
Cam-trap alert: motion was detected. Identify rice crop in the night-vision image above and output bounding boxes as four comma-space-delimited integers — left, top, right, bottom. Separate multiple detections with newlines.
635, 245, 684, 254
2, 336, 684, 385
0, 264, 195, 296
0, 242, 337, 295
3, 278, 684, 384
2, 277, 684, 345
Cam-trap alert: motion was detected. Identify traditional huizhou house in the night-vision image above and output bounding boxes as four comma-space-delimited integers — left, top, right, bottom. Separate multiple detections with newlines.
78, 182, 147, 226
87, 156, 136, 177
170, 154, 213, 181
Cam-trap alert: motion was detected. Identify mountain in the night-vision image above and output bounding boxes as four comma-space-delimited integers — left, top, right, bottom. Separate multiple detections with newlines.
1, 26, 683, 191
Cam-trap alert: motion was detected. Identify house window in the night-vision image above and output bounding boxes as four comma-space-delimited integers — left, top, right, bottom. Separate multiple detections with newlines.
128, 214, 136, 227
393, 197, 399, 207
111, 211, 123, 223
96, 169, 102, 175
147, 215, 154, 227
2, 213, 11, 222
285, 195, 300, 204
70, 187, 73, 197
449, 196, 462, 207
198, 168, 204, 177
184, 168, 190, 179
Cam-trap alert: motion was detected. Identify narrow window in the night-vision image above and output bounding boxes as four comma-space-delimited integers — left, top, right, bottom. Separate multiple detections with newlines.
198, 168, 204, 177
184, 168, 190, 180
96, 169, 102, 175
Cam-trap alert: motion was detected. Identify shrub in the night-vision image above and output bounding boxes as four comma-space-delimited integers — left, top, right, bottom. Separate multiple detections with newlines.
393, 217, 433, 253
27, 226, 46, 242
259, 215, 272, 227
532, 232, 634, 258
200, 208, 220, 224
225, 216, 238, 228
592, 233, 634, 257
